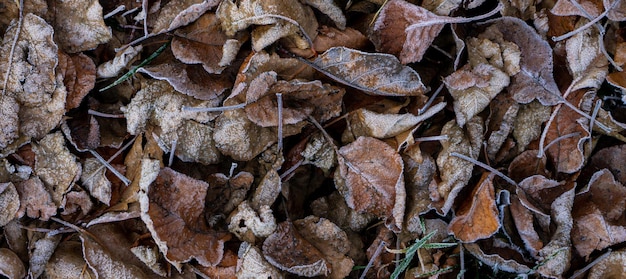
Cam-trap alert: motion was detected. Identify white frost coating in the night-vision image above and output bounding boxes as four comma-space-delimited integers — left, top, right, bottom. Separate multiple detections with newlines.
229, 201, 277, 239
97, 45, 142, 78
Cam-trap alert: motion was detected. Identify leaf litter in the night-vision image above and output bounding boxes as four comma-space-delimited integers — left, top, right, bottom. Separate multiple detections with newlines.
1, 0, 626, 278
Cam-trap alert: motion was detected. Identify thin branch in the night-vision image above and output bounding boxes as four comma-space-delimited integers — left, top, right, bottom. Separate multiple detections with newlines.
182, 103, 246, 112
450, 152, 517, 186
568, 249, 612, 279
88, 150, 131, 185
542, 132, 582, 152
360, 240, 387, 279
168, 139, 177, 167
405, 2, 502, 30
88, 109, 125, 118
552, 0, 619, 42
418, 83, 444, 115
1, 0, 24, 97
104, 5, 126, 19
277, 93, 284, 153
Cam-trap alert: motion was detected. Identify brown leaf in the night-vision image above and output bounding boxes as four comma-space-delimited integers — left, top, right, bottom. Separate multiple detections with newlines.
80, 233, 149, 278
513, 101, 551, 152
565, 22, 608, 91
97, 45, 142, 78
335, 136, 405, 231
43, 241, 95, 279
262, 221, 329, 277
313, 26, 368, 53
308, 46, 426, 96
205, 171, 253, 223
15, 177, 56, 221
510, 197, 543, 257
369, 0, 447, 64
403, 146, 437, 234
58, 52, 96, 110
0, 183, 19, 227
551, 0, 603, 18
433, 117, 483, 215
303, 0, 346, 30
150, 0, 220, 35
139, 61, 231, 101
33, 132, 82, 206
444, 63, 510, 127
228, 200, 277, 243
139, 167, 231, 269
536, 187, 574, 278
485, 17, 561, 105
217, 0, 318, 51
486, 92, 519, 162
464, 241, 532, 274
80, 158, 112, 205
507, 150, 550, 183
311, 191, 377, 231
588, 249, 626, 279
587, 144, 626, 185
449, 173, 501, 242
0, 248, 26, 279
29, 232, 61, 278
51, 0, 111, 52
172, 13, 246, 74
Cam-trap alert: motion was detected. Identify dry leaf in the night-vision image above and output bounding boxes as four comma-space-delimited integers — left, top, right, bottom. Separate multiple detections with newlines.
508, 150, 551, 183
0, 248, 26, 279
464, 241, 532, 274
0, 183, 19, 227
308, 46, 426, 96
335, 136, 405, 231
403, 146, 437, 234
551, 0, 603, 18
15, 177, 56, 221
587, 144, 626, 185
433, 117, 483, 215
150, 0, 220, 35
513, 101, 551, 152
0, 14, 66, 150
422, 0, 462, 15
486, 92, 520, 162
293, 216, 354, 279
51, 0, 111, 52
444, 63, 510, 127
262, 221, 329, 277
228, 200, 277, 243
449, 173, 501, 242
139, 167, 231, 270
304, 0, 346, 29
43, 241, 95, 279
310, 191, 377, 231
61, 189, 93, 215
536, 187, 574, 278
80, 234, 149, 278
484, 17, 561, 105
33, 132, 82, 206
565, 21, 608, 91
172, 13, 245, 74
217, 0, 318, 51
97, 45, 143, 79
236, 242, 283, 278
80, 158, 112, 205
313, 26, 368, 53
510, 197, 543, 257
587, 248, 626, 279
206, 171, 253, 223
58, 52, 96, 110
301, 132, 337, 173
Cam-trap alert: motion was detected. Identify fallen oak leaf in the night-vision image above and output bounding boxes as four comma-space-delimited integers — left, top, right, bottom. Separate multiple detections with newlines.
302, 46, 426, 96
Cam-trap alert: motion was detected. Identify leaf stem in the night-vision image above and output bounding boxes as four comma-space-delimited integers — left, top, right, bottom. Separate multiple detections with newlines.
552, 0, 619, 42
450, 152, 517, 186
182, 103, 246, 112
405, 2, 503, 30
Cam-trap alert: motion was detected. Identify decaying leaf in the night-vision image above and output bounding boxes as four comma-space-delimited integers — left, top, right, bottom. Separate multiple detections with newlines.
565, 22, 608, 91
97, 45, 143, 79
587, 248, 626, 279
205, 171, 253, 224
433, 117, 483, 215
139, 167, 231, 270
43, 241, 95, 279
80, 234, 149, 278
150, 0, 220, 35
335, 136, 405, 231
444, 63, 510, 127
310, 191, 377, 231
33, 132, 82, 206
217, 0, 318, 51
29, 233, 61, 279
537, 187, 575, 278
15, 177, 56, 221
51, 0, 112, 52
228, 200, 277, 243
307, 46, 426, 96
484, 17, 561, 105
0, 14, 66, 150
313, 26, 368, 53
513, 101, 551, 152
464, 241, 532, 274
80, 158, 112, 205
449, 173, 501, 242
486, 92, 520, 162
262, 221, 329, 277
58, 52, 96, 110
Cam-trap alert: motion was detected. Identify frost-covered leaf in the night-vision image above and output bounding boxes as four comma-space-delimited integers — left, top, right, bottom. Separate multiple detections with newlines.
58, 52, 96, 110
262, 221, 329, 277
335, 136, 405, 231
444, 63, 509, 127
588, 249, 626, 279
236, 242, 282, 278
308, 46, 426, 96
151, 0, 220, 35
52, 0, 111, 52
228, 200, 277, 243
80, 158, 112, 205
29, 233, 61, 279
81, 234, 149, 278
303, 0, 346, 29
449, 173, 501, 242
15, 177, 56, 221
433, 117, 483, 215
484, 17, 561, 105
0, 248, 26, 279
33, 132, 81, 206
565, 22, 608, 91
43, 241, 95, 279
217, 0, 318, 51
0, 183, 19, 227
97, 45, 142, 79
139, 167, 231, 270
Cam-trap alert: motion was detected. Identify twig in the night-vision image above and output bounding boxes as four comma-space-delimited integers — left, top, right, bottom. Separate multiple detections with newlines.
419, 83, 444, 115
104, 5, 126, 19
568, 249, 612, 279
277, 93, 284, 153
1, 0, 24, 96
360, 240, 387, 279
405, 2, 502, 30
552, 0, 619, 42
88, 109, 125, 118
168, 139, 177, 167
450, 152, 517, 186
182, 103, 246, 112
88, 150, 131, 185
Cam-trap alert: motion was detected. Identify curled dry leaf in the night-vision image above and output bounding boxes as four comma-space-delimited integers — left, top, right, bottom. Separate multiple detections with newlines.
449, 173, 501, 242
57, 52, 96, 110
308, 46, 426, 96
565, 23, 608, 91
507, 150, 550, 183
536, 187, 575, 278
33, 132, 82, 206
150, 0, 220, 35
510, 197, 543, 257
51, 0, 111, 52
262, 221, 329, 277
97, 45, 143, 79
464, 241, 532, 274
15, 177, 56, 221
422, 0, 462, 15
444, 63, 510, 127
61, 188, 94, 215
172, 13, 246, 74
587, 144, 626, 184
0, 183, 19, 227
486, 92, 519, 162
403, 146, 437, 233
228, 201, 277, 243
334, 136, 405, 231
0, 248, 26, 279
217, 0, 318, 51
433, 117, 483, 215
206, 171, 253, 224
80, 158, 112, 205
236, 242, 282, 278
484, 17, 561, 105
0, 14, 66, 150
343, 102, 446, 139
29, 233, 61, 279
139, 168, 231, 269
303, 0, 346, 29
